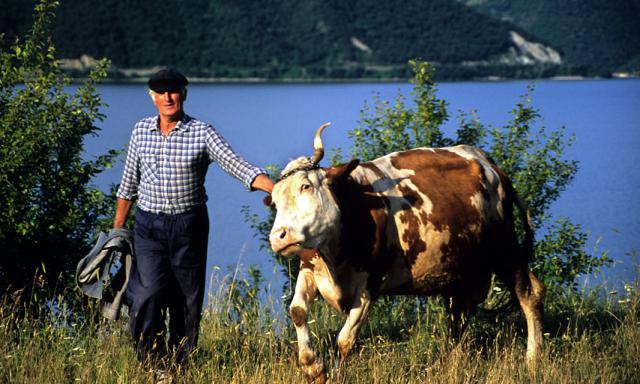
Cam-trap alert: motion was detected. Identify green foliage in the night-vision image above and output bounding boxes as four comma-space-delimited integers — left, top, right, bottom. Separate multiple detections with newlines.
486, 88, 610, 289
0, 0, 118, 293
1, 268, 638, 382
488, 85, 577, 226
1, 0, 590, 80
346, 61, 452, 163
535, 218, 605, 290
220, 265, 270, 330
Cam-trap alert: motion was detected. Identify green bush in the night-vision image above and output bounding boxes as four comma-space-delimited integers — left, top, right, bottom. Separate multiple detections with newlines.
0, 0, 117, 295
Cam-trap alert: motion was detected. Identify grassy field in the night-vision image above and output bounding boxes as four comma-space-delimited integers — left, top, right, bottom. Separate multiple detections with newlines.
0, 270, 638, 384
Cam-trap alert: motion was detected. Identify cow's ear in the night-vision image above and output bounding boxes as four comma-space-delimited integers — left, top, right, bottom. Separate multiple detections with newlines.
263, 194, 273, 206
325, 159, 360, 185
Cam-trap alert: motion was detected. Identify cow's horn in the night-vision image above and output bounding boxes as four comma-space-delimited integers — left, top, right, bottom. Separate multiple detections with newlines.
310, 122, 330, 166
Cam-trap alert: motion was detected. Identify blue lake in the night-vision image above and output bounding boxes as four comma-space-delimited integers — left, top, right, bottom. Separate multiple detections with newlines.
84, 79, 640, 292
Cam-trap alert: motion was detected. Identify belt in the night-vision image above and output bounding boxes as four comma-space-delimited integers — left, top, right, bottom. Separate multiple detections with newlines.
138, 204, 205, 216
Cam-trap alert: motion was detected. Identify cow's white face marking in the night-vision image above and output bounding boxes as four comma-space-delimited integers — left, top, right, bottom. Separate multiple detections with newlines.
270, 157, 342, 255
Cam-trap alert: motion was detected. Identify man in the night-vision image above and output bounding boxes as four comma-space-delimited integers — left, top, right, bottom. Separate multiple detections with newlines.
113, 68, 273, 368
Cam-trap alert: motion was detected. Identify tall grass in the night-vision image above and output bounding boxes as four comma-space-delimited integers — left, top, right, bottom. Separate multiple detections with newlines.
0, 268, 638, 384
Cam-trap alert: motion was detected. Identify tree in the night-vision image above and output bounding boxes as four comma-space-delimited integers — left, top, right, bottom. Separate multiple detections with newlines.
485, 85, 609, 290
0, 0, 117, 295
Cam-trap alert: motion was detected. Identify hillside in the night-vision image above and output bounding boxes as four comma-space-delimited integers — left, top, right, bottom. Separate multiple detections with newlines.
0, 0, 596, 80
461, 0, 640, 75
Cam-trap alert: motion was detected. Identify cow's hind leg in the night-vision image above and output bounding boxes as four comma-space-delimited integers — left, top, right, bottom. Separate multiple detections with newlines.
518, 268, 545, 361
444, 295, 472, 341
444, 285, 489, 341
444, 272, 491, 341
496, 265, 546, 361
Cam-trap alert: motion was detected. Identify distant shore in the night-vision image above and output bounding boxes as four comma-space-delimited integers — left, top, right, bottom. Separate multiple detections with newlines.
59, 56, 638, 85
68, 73, 639, 86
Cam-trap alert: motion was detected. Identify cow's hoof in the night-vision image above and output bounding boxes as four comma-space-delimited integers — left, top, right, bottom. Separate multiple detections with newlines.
304, 367, 327, 384
309, 372, 327, 384
303, 363, 326, 383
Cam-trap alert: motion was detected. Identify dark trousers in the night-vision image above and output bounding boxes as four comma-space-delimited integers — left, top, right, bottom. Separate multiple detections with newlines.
127, 205, 209, 365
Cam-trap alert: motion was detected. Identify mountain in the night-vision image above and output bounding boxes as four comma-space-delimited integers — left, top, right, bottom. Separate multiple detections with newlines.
460, 0, 640, 75
1, 0, 617, 80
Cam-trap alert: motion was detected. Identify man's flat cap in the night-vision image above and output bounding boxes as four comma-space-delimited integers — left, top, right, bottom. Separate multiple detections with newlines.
148, 68, 189, 93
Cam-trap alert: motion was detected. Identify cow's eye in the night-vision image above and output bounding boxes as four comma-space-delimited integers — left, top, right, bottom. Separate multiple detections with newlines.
301, 183, 312, 192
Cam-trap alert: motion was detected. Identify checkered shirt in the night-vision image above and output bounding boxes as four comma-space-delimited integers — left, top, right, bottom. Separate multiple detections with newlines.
116, 115, 266, 214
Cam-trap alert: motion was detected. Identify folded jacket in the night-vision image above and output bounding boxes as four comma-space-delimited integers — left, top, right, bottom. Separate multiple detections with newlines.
76, 228, 134, 320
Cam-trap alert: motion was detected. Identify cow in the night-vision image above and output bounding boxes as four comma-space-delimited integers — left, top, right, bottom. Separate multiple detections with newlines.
267, 123, 545, 383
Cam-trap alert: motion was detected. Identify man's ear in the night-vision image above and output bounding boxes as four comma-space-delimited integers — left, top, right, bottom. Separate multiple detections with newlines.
325, 159, 360, 185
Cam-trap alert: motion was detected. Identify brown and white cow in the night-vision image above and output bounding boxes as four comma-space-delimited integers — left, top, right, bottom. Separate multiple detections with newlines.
268, 123, 545, 383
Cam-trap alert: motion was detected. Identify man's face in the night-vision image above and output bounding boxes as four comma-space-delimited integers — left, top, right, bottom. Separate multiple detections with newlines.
151, 89, 186, 120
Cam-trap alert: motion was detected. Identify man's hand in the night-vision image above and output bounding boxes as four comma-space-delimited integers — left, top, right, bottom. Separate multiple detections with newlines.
251, 174, 275, 194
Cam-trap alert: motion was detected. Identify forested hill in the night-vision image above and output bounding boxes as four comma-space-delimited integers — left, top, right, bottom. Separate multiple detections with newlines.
460, 0, 640, 76
2, 0, 633, 80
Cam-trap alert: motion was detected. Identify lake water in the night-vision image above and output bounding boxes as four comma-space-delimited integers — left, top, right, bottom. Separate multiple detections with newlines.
84, 79, 640, 292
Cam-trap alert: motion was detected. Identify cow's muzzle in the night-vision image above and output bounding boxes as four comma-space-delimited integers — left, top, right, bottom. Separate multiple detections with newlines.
269, 226, 303, 255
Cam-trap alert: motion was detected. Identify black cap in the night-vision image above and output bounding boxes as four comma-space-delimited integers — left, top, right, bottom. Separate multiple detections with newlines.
148, 68, 188, 93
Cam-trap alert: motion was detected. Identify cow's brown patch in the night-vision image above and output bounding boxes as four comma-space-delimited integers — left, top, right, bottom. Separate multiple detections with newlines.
397, 184, 427, 265
298, 249, 318, 267
390, 149, 486, 268
290, 306, 307, 327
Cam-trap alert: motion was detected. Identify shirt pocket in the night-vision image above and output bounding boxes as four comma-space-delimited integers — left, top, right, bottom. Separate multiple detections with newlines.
140, 154, 159, 185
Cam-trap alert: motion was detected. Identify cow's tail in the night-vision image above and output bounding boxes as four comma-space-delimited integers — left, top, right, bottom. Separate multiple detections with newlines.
504, 176, 535, 262
483, 172, 536, 316
483, 147, 535, 262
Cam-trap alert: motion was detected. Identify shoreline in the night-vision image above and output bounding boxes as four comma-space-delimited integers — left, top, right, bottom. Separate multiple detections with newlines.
70, 73, 639, 86
59, 57, 638, 85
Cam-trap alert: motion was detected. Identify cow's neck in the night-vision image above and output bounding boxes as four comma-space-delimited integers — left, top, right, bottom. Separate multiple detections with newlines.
329, 176, 390, 295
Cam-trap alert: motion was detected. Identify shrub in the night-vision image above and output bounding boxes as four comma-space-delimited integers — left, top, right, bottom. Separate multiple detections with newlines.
0, 0, 117, 295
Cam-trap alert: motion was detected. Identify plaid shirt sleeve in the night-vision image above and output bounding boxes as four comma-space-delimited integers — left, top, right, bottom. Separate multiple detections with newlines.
116, 130, 140, 200
205, 125, 266, 190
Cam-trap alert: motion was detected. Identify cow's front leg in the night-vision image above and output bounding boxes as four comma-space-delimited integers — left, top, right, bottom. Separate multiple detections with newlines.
336, 284, 373, 361
290, 267, 325, 383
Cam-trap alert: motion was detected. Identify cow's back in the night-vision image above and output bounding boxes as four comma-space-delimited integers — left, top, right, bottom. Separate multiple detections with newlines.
349, 145, 514, 295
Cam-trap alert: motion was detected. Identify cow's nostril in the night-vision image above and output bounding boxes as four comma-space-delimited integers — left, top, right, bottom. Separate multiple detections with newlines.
279, 229, 287, 239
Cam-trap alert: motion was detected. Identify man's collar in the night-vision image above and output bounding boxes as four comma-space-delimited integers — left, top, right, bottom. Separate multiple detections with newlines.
148, 114, 192, 132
